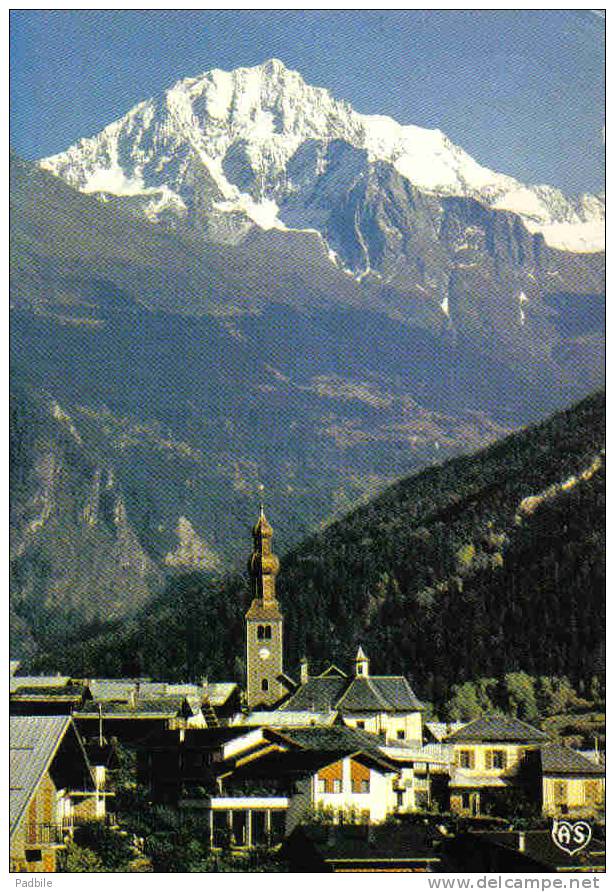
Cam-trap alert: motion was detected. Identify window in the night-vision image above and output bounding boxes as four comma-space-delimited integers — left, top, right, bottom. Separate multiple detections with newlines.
332, 779, 342, 793
458, 750, 474, 769
461, 793, 471, 809
553, 781, 568, 805
264, 625, 272, 639
397, 730, 406, 740
317, 779, 326, 794
356, 721, 365, 730
261, 679, 269, 692
486, 749, 507, 770
257, 625, 264, 640
361, 779, 370, 793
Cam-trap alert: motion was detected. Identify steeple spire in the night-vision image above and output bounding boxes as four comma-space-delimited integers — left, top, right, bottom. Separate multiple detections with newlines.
248, 504, 280, 604
355, 645, 370, 677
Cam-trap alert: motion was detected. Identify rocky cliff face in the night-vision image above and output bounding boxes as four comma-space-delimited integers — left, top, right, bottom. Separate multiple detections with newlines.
10, 385, 162, 652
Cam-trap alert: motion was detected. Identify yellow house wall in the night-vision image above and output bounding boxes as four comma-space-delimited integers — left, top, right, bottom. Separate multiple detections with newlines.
542, 776, 605, 817
343, 711, 423, 744
451, 742, 537, 776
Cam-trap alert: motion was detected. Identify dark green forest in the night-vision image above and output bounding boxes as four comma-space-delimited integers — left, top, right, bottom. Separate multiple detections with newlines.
29, 391, 605, 714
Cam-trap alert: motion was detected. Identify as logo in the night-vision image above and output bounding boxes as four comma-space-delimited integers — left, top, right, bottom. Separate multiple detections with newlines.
551, 819, 592, 856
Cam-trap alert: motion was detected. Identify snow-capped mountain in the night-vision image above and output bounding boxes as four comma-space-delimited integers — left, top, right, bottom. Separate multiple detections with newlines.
40, 58, 604, 272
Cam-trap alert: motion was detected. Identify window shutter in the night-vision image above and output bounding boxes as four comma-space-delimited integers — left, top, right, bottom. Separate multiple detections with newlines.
500, 751, 507, 769
485, 750, 492, 770
469, 750, 475, 769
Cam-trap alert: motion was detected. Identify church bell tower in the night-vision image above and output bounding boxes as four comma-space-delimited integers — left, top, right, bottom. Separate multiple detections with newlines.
245, 506, 284, 709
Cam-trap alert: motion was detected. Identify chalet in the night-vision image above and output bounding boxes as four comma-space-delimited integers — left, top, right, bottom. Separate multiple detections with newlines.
177, 724, 400, 846
539, 743, 605, 818
444, 715, 549, 816
10, 716, 103, 873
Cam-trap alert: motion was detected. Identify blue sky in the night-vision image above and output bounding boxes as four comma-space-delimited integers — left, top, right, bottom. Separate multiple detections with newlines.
10, 9, 604, 194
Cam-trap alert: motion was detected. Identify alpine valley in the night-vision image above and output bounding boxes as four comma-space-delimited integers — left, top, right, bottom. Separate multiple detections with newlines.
10, 60, 604, 656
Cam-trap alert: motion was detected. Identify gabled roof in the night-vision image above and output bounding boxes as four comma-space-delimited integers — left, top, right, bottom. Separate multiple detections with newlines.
336, 676, 423, 713
272, 725, 392, 764
278, 675, 348, 712
444, 715, 549, 743
540, 743, 605, 776
226, 745, 394, 786
10, 716, 74, 834
317, 665, 348, 679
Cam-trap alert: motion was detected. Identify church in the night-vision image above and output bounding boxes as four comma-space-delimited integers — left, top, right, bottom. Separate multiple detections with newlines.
244, 507, 425, 745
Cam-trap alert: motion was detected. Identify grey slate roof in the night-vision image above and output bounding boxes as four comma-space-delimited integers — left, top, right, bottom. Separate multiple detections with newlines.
540, 744, 605, 776
10, 716, 71, 834
444, 715, 549, 743
275, 725, 391, 763
280, 672, 422, 714
279, 675, 348, 712
337, 676, 423, 713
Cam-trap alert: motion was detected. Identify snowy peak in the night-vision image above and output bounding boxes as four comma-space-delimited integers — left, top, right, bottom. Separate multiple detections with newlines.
40, 59, 604, 254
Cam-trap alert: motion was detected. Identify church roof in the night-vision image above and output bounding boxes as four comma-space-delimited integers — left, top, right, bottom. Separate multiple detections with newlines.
279, 671, 423, 715
278, 675, 348, 713
444, 715, 549, 743
336, 676, 424, 713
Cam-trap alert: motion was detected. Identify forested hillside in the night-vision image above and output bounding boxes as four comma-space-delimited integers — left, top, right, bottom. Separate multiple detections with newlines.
29, 392, 605, 713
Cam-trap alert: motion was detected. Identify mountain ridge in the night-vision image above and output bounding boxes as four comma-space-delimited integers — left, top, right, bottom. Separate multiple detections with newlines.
40, 59, 604, 258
